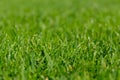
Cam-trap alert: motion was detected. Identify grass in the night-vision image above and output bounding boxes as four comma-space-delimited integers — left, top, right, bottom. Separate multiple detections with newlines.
0, 0, 120, 80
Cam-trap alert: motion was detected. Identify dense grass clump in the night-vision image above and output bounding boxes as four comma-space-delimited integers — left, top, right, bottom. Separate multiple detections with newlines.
0, 0, 120, 80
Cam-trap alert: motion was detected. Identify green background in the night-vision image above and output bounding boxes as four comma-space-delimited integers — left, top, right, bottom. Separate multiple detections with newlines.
0, 0, 120, 80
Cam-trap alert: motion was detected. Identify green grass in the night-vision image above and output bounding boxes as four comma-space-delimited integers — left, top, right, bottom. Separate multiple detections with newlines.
0, 0, 120, 80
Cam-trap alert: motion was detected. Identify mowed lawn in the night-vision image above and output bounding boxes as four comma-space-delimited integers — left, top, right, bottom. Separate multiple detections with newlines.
0, 0, 120, 80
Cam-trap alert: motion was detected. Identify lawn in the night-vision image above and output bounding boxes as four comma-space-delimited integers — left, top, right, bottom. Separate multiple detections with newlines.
0, 0, 120, 80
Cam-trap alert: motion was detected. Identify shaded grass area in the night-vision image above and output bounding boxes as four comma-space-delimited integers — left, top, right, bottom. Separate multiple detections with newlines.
0, 0, 120, 80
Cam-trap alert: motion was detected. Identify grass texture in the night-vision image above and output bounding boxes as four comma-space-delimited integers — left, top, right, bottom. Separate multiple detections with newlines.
0, 0, 120, 80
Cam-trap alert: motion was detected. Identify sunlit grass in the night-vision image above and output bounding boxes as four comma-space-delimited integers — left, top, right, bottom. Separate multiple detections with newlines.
0, 0, 120, 80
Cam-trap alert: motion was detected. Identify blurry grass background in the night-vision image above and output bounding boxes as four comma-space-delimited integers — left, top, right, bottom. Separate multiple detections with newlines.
0, 0, 120, 80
